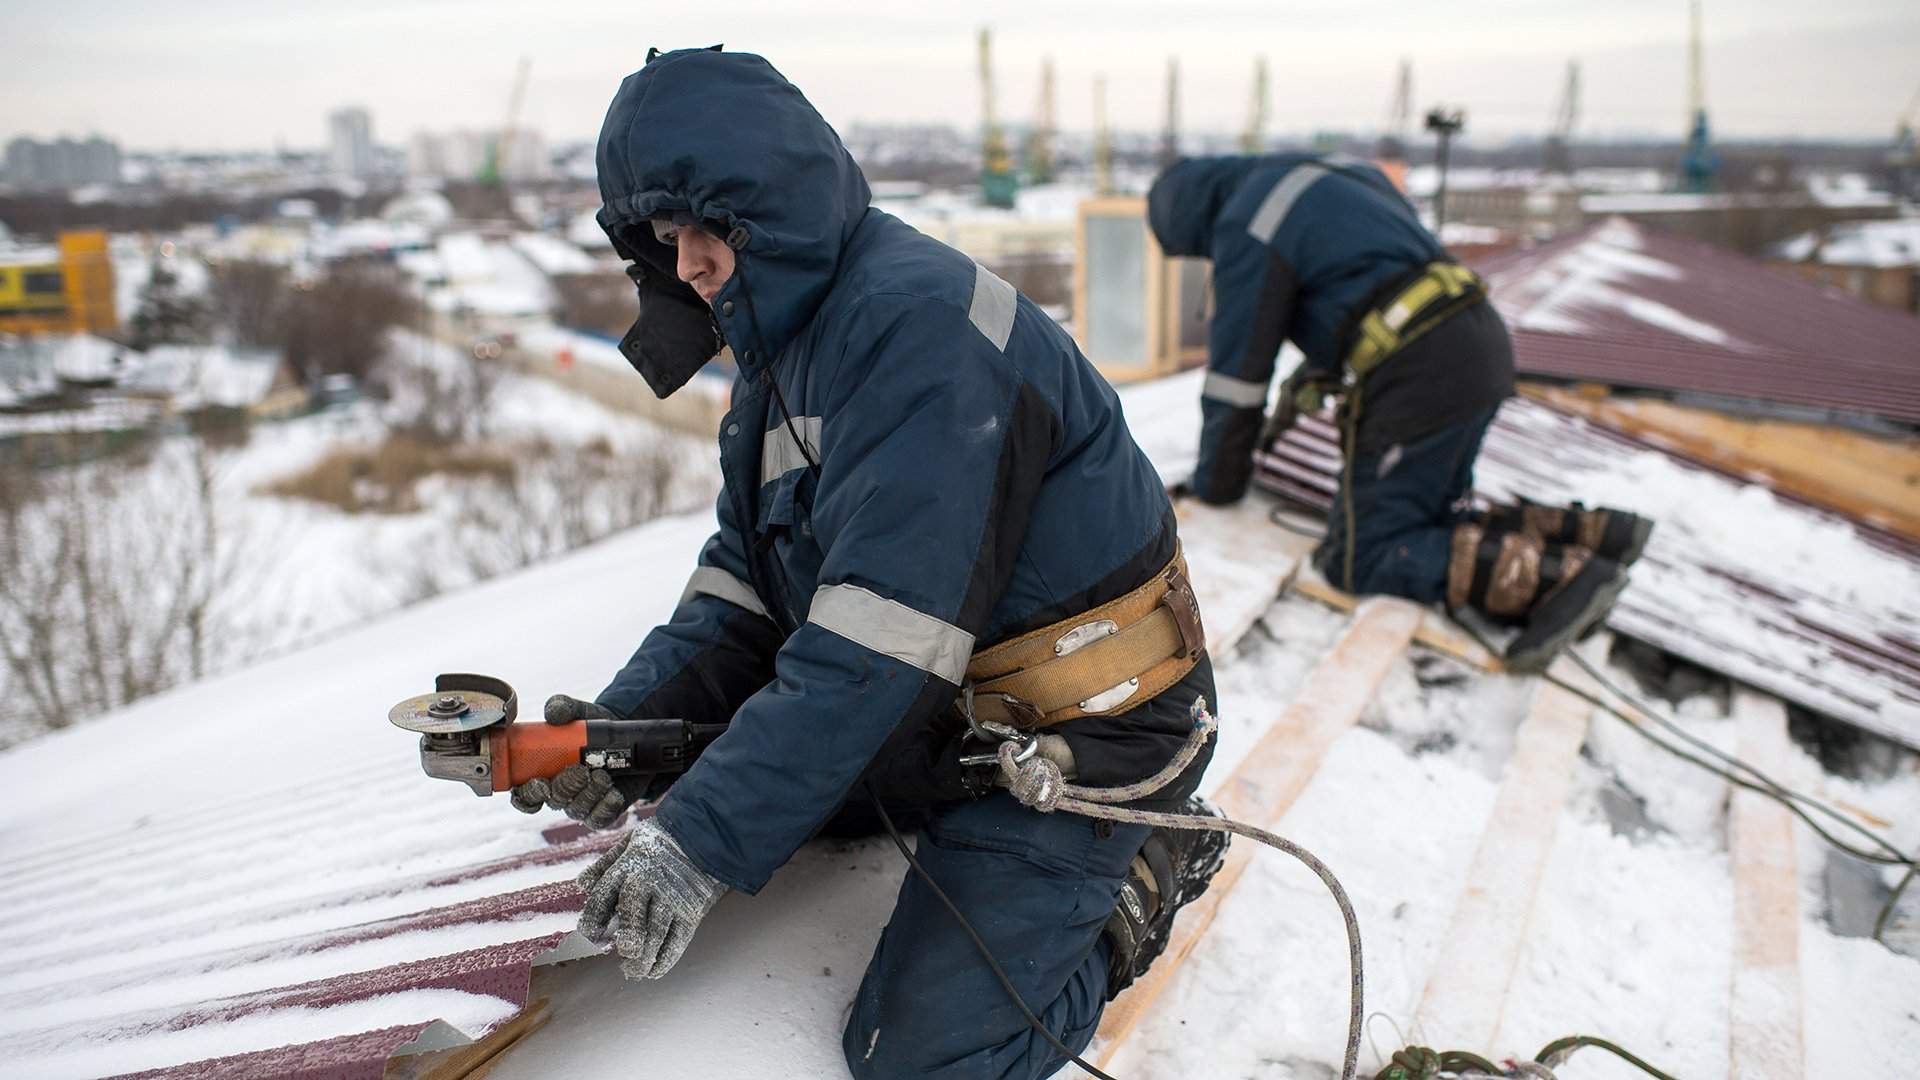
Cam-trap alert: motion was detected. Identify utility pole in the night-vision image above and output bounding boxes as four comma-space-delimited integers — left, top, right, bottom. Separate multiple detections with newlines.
1093, 74, 1113, 196
1425, 106, 1465, 229
1159, 57, 1181, 169
1241, 56, 1269, 154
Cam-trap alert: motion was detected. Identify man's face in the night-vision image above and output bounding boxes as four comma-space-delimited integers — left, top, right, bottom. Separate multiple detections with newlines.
653, 219, 735, 307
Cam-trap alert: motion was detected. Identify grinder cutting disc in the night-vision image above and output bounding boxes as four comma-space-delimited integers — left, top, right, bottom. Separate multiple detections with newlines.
389, 688, 511, 734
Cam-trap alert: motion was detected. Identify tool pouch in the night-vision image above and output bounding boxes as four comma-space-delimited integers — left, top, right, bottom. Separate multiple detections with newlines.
961, 548, 1206, 729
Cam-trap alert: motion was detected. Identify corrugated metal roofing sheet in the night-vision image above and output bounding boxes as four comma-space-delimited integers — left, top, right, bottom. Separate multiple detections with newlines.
1475, 218, 1920, 425
1256, 400, 1920, 748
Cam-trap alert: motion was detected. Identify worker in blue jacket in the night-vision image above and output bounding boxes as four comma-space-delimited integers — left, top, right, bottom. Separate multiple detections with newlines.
511, 48, 1226, 1079
1148, 155, 1651, 671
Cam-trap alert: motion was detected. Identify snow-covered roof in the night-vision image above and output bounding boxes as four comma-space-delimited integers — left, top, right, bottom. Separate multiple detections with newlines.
1241, 372, 1920, 747
381, 190, 456, 229
509, 232, 597, 277
125, 345, 284, 408
1474, 218, 1920, 424
1772, 217, 1920, 268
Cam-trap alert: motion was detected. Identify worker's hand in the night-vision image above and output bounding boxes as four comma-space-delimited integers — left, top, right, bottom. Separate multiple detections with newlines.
576, 817, 728, 980
1262, 379, 1303, 442
509, 695, 630, 829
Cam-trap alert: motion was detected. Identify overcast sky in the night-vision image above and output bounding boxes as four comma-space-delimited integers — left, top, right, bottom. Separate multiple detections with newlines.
3, 1, 1916, 151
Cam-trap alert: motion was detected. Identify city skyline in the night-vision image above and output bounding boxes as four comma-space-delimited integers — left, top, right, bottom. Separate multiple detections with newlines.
2, 1, 1916, 153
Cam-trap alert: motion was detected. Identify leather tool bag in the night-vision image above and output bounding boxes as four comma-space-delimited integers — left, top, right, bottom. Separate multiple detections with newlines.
963, 549, 1206, 729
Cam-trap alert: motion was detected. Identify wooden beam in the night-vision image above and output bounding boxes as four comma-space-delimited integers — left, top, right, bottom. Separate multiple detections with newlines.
1174, 499, 1318, 655
1288, 569, 1502, 673
1093, 596, 1424, 1067
1728, 689, 1805, 1080
1521, 383, 1920, 541
1413, 652, 1595, 1052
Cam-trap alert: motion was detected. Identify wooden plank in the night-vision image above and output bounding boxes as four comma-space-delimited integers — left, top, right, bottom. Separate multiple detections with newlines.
1521, 383, 1920, 540
1174, 498, 1318, 655
1728, 689, 1805, 1080
1092, 596, 1425, 1067
1288, 567, 1502, 673
385, 999, 551, 1080
1413, 653, 1596, 1051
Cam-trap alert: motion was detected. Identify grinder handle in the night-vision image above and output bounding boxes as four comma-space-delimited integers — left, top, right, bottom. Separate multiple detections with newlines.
491, 721, 589, 791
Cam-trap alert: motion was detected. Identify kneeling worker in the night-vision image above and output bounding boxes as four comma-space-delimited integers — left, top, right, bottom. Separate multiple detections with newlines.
515, 48, 1225, 1078
1147, 154, 1651, 671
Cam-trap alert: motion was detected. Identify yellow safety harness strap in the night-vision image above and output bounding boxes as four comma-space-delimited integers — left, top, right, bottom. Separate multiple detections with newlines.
1346, 261, 1483, 378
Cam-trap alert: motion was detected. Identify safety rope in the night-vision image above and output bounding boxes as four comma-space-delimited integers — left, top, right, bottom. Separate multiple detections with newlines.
995, 702, 1367, 1080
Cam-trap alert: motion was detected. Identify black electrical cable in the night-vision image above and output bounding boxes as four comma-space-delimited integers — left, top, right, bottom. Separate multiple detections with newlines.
865, 785, 1123, 1080
1255, 500, 1915, 940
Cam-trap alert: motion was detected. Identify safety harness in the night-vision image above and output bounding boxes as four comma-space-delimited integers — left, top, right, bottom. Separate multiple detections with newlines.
962, 548, 1207, 730
1288, 261, 1487, 592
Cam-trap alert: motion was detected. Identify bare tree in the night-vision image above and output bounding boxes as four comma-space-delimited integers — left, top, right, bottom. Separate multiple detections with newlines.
275, 260, 418, 388
208, 259, 290, 349
0, 428, 267, 746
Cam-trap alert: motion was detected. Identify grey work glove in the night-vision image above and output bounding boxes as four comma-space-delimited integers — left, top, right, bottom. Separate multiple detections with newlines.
575, 816, 728, 980
509, 695, 631, 829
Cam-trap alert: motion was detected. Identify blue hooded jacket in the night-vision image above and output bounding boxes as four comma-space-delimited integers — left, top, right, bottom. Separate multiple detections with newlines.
1147, 155, 1511, 502
591, 50, 1204, 894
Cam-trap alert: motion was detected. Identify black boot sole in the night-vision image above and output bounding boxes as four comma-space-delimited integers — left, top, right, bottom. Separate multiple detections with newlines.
1505, 561, 1630, 673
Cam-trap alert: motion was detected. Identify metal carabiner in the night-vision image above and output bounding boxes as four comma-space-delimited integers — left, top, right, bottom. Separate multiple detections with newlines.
958, 684, 1039, 766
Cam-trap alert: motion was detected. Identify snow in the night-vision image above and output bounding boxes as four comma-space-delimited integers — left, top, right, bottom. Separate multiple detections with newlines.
8, 989, 521, 1080
1772, 217, 1920, 269
2, 360, 1918, 1078
511, 232, 599, 277
1487, 218, 1739, 347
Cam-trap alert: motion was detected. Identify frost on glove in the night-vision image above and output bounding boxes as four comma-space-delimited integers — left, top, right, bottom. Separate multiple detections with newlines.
575, 817, 727, 980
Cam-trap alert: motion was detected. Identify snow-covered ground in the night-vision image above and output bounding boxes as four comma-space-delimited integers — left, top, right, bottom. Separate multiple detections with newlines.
0, 335, 717, 748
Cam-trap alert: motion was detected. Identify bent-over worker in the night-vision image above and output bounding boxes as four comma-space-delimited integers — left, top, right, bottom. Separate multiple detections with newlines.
1147, 154, 1652, 670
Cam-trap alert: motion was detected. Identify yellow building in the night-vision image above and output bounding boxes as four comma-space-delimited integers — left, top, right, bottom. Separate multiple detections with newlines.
0, 231, 118, 335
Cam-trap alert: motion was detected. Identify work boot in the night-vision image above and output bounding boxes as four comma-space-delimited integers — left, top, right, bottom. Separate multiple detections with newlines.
1504, 554, 1628, 672
1103, 796, 1230, 999
1481, 497, 1654, 567
1446, 523, 1629, 673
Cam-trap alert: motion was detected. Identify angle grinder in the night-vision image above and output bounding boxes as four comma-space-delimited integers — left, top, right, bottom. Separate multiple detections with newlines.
389, 673, 726, 797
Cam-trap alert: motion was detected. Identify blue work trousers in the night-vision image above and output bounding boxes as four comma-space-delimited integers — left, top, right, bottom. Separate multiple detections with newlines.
1312, 404, 1501, 603
842, 791, 1151, 1079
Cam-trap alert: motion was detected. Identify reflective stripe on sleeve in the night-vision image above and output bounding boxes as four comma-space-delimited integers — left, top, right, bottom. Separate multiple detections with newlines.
1247, 163, 1330, 243
681, 566, 770, 620
967, 261, 1018, 352
761, 414, 823, 486
808, 583, 975, 685
1202, 371, 1269, 409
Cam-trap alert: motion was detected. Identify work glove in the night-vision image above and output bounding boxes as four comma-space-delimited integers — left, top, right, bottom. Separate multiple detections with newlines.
509, 695, 632, 829
576, 816, 728, 980
1261, 376, 1304, 442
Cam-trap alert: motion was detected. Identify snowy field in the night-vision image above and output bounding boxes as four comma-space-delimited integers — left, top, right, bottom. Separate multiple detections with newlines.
0, 335, 718, 748
0, 365, 1916, 1078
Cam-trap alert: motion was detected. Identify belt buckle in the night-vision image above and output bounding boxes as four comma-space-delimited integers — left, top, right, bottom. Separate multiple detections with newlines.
1160, 565, 1206, 659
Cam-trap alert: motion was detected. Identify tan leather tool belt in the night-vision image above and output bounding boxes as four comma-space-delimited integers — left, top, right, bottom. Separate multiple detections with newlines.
963, 549, 1206, 729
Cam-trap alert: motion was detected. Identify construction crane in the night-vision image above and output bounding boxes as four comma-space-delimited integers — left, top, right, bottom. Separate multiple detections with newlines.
1093, 74, 1113, 196
1159, 57, 1181, 169
479, 55, 531, 187
1240, 56, 1269, 154
1891, 84, 1920, 202
1376, 58, 1412, 161
1680, 0, 1718, 193
977, 27, 1018, 208
1544, 60, 1580, 175
1025, 57, 1056, 185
